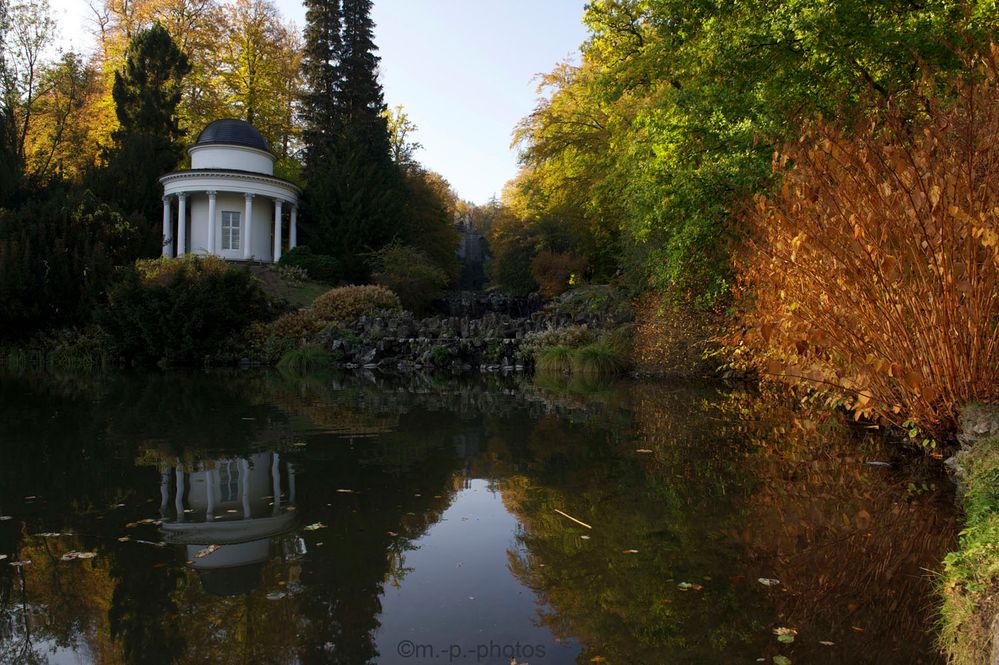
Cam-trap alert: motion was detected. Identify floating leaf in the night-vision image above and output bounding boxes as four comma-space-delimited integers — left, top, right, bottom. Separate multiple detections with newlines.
0, 516, 12, 521
266, 591, 286, 600
9, 559, 31, 567
35, 532, 61, 538
117, 537, 130, 542
774, 627, 797, 644
819, 641, 835, 646
773, 657, 791, 665
635, 449, 653, 454
195, 544, 220, 558
677, 582, 703, 591
758, 577, 781, 587
303, 522, 327, 531
0, 554, 6, 561
622, 549, 639, 554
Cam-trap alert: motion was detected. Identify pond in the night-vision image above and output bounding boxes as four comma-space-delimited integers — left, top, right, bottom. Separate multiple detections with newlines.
0, 371, 957, 664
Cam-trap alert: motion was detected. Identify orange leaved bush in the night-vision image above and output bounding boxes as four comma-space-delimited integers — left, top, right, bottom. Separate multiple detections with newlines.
730, 50, 999, 433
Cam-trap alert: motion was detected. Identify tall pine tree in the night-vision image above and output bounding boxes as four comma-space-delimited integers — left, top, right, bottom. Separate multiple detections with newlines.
90, 23, 189, 251
301, 0, 402, 280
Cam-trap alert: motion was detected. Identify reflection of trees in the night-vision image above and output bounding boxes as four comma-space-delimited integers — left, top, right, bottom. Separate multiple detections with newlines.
502, 382, 957, 664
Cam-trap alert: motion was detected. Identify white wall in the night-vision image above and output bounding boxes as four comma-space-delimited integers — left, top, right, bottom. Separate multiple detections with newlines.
190, 144, 274, 175
184, 192, 278, 261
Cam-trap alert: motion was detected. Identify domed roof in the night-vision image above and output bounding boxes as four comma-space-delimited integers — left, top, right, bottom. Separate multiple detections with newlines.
195, 119, 270, 153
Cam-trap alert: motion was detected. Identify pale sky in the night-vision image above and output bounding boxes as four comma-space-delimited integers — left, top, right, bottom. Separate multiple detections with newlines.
46, 0, 589, 204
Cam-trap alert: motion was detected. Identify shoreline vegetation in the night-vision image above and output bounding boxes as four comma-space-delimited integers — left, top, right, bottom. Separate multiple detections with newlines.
0, 0, 996, 662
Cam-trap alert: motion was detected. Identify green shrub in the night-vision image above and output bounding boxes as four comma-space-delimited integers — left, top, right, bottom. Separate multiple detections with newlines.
522, 325, 593, 356
370, 243, 449, 313
270, 309, 325, 339
276, 345, 335, 374
0, 193, 142, 339
279, 246, 341, 283
312, 284, 401, 322
102, 256, 268, 365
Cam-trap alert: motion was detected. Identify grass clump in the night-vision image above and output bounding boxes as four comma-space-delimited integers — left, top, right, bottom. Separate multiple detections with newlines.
276, 345, 335, 374
536, 345, 574, 375
572, 341, 627, 376
939, 434, 999, 665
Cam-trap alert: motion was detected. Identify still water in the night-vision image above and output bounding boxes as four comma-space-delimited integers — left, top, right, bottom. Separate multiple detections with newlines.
0, 371, 957, 664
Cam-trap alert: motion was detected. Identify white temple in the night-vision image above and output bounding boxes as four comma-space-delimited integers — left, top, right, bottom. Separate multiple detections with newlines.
159, 119, 301, 263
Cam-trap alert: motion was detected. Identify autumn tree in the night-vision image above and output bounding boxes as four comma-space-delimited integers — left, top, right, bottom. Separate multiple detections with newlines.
1, 0, 54, 169
384, 103, 421, 171
90, 23, 190, 247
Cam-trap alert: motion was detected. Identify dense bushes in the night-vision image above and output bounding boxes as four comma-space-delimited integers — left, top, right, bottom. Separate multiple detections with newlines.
371, 243, 449, 312
312, 284, 400, 322
0, 193, 142, 339
730, 56, 999, 432
278, 246, 341, 283
530, 250, 585, 298
102, 256, 269, 365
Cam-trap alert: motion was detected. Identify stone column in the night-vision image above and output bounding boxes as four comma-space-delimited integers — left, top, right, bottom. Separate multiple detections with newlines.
273, 199, 283, 263
177, 193, 188, 257
288, 462, 296, 504
206, 191, 217, 254
289, 204, 298, 250
162, 196, 172, 257
243, 193, 254, 260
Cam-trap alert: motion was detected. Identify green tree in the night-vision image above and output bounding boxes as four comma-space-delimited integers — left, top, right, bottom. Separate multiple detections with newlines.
301, 0, 403, 280
90, 22, 190, 252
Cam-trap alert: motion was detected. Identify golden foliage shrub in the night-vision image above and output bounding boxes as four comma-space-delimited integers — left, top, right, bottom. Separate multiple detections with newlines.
312, 284, 401, 322
732, 52, 999, 432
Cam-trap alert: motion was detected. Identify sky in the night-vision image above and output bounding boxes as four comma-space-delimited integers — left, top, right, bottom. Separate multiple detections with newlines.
46, 0, 590, 204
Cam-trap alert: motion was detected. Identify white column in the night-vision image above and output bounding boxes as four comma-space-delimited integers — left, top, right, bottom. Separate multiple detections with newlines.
240, 459, 251, 519
205, 467, 215, 521
206, 191, 217, 254
243, 193, 254, 260
175, 466, 185, 522
271, 452, 282, 514
289, 204, 298, 250
162, 196, 172, 257
177, 193, 187, 257
273, 199, 283, 263
159, 470, 170, 518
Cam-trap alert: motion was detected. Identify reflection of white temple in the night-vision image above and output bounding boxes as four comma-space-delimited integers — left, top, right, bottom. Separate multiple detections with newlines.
159, 452, 299, 595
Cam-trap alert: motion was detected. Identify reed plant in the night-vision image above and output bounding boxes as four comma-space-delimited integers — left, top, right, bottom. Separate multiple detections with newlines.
731, 49, 999, 432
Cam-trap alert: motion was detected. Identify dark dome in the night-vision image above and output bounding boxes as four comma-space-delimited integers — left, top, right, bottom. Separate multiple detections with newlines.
196, 119, 270, 153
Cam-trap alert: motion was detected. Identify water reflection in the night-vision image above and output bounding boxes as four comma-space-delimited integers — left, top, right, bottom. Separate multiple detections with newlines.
0, 371, 957, 664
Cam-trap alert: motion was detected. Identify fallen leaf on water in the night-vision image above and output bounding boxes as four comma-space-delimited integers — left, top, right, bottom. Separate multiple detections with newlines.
677, 582, 704, 591
0, 555, 6, 561
819, 641, 835, 646
387, 531, 398, 537
196, 545, 220, 558
773, 656, 791, 665
851, 626, 864, 633
590, 657, 607, 663
303, 522, 327, 531
60, 551, 96, 561
35, 532, 61, 538
774, 627, 797, 644
0, 516, 12, 521
336, 489, 355, 494
635, 449, 653, 453
580, 535, 591, 540
117, 537, 130, 542
292, 442, 307, 447
266, 591, 286, 600
9, 560, 31, 567
622, 549, 639, 554
758, 577, 781, 587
